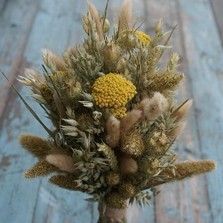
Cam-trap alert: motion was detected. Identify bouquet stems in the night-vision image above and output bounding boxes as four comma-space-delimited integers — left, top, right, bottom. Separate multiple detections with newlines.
97, 201, 127, 223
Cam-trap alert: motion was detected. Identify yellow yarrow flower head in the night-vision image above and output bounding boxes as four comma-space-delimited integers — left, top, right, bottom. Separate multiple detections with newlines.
92, 73, 137, 117
135, 30, 151, 46
118, 30, 151, 48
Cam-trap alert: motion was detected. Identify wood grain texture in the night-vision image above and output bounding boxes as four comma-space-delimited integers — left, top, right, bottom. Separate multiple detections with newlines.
0, 0, 223, 222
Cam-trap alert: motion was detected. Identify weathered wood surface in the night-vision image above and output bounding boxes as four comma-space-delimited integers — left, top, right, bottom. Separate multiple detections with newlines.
211, 0, 223, 45
0, 0, 222, 222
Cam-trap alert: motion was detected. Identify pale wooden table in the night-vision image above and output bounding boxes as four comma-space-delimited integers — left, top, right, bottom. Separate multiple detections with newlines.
0, 0, 223, 222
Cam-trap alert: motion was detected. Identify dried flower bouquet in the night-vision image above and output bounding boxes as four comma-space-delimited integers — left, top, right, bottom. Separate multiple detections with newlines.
4, 0, 216, 222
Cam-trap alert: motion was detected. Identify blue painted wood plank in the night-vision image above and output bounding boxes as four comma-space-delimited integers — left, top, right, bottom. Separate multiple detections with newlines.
0, 92, 47, 222
0, 0, 40, 119
0, 173, 41, 223
178, 0, 223, 222
23, 0, 85, 65
210, 0, 223, 45
0, 0, 6, 13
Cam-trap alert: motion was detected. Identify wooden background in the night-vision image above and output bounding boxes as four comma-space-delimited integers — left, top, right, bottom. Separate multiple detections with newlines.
0, 0, 223, 222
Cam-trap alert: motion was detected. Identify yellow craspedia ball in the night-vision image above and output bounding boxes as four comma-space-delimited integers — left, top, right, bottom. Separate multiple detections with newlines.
135, 31, 151, 45
92, 73, 136, 117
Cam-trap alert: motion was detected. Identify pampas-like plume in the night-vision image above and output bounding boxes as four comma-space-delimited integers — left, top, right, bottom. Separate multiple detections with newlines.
20, 134, 52, 158
46, 154, 76, 173
118, 0, 132, 33
87, 1, 104, 40
173, 99, 193, 121
106, 115, 121, 148
25, 160, 58, 178
140, 92, 168, 120
145, 160, 216, 189
119, 155, 138, 175
121, 109, 142, 133
42, 49, 66, 71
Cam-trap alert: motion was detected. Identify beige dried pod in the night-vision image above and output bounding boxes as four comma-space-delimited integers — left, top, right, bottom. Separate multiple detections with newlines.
121, 109, 142, 133
106, 115, 121, 148
102, 43, 122, 66
46, 154, 76, 173
119, 155, 138, 175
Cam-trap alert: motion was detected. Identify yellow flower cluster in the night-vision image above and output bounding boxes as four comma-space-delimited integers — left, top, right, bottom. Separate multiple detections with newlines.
118, 30, 151, 48
92, 73, 136, 117
135, 31, 151, 45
